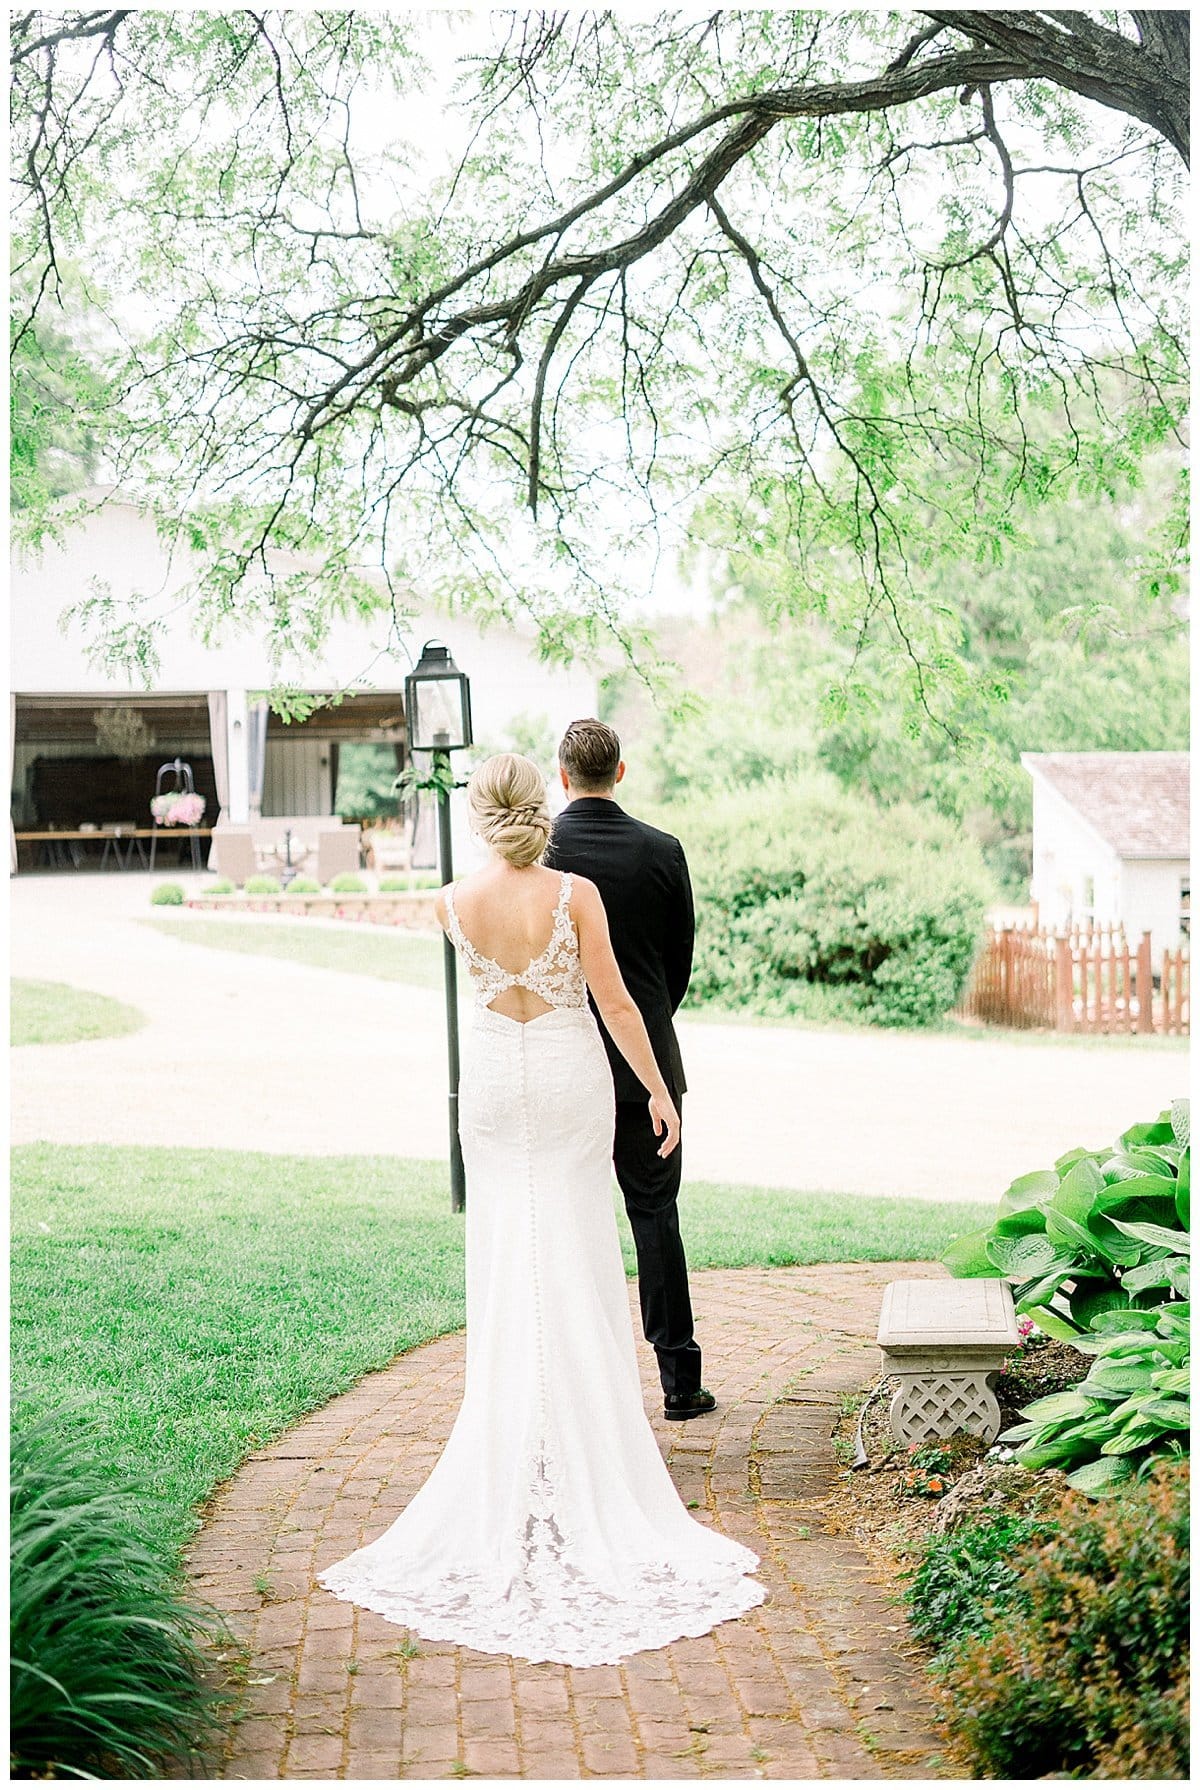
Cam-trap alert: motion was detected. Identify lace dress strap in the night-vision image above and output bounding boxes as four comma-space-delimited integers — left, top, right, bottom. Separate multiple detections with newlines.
443, 882, 491, 975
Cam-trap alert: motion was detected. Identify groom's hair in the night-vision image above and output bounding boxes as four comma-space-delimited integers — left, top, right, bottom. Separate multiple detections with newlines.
559, 718, 621, 791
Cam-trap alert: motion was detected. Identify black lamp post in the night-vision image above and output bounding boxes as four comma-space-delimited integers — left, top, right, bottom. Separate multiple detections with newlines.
405, 641, 473, 1213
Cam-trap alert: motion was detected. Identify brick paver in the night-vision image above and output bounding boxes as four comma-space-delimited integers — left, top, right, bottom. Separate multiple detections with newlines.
187, 1263, 951, 1779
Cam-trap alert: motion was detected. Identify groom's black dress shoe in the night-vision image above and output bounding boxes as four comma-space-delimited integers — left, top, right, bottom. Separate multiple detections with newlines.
664, 1388, 717, 1421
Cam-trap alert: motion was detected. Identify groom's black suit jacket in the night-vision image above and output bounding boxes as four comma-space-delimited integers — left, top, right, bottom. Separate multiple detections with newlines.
547, 797, 694, 1103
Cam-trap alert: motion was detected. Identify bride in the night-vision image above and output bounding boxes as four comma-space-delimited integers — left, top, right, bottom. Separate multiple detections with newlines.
319, 753, 765, 1666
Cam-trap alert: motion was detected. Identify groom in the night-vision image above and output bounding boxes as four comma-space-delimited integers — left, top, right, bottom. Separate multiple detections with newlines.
547, 718, 714, 1421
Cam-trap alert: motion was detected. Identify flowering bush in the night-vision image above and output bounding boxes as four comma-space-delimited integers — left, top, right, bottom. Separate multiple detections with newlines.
900, 1444, 954, 1498
150, 792, 206, 826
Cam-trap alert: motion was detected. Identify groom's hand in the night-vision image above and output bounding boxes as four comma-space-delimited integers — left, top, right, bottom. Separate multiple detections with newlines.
649, 1093, 681, 1159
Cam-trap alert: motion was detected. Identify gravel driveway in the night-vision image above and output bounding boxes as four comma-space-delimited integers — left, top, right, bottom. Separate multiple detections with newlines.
10, 872, 1183, 1204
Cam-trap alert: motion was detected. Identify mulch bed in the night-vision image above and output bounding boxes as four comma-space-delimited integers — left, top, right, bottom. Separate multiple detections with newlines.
821, 1331, 1086, 1577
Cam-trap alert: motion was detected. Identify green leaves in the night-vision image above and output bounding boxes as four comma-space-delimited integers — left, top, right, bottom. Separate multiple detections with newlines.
945, 1101, 1189, 1495
660, 774, 991, 1027
1063, 1454, 1135, 1495
1170, 1100, 1190, 1149
1152, 1368, 1190, 1396
998, 1169, 1060, 1213
10, 10, 1190, 685
943, 1102, 1189, 1342
1110, 1218, 1191, 1254
1012, 1302, 1190, 1488
942, 1227, 997, 1278
986, 1233, 1069, 1278
1020, 1390, 1095, 1424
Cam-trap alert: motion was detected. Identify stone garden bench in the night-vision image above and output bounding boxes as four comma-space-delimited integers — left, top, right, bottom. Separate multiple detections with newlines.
877, 1279, 1021, 1447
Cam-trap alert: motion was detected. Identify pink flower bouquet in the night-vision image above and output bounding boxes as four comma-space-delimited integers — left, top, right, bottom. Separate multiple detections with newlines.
150, 792, 206, 826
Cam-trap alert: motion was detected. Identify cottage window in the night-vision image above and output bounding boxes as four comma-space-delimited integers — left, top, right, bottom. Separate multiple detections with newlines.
1082, 875, 1095, 924
1181, 877, 1190, 941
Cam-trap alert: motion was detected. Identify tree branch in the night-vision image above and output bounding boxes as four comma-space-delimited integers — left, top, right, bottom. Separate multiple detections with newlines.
926, 9, 1189, 163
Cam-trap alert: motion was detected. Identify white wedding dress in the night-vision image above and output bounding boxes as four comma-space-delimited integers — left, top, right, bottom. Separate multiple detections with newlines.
319, 870, 765, 1666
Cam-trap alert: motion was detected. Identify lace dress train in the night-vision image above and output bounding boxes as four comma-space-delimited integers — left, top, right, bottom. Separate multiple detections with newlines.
319, 873, 765, 1665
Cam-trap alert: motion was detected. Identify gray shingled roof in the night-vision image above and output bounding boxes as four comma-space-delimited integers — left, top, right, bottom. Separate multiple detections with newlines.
1021, 752, 1190, 859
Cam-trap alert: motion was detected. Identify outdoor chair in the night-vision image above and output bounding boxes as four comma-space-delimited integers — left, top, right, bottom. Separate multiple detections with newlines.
363, 826, 410, 873
208, 825, 258, 885
316, 824, 362, 883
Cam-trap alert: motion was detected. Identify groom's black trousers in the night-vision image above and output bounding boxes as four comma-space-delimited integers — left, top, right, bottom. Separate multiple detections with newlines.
613, 1098, 703, 1397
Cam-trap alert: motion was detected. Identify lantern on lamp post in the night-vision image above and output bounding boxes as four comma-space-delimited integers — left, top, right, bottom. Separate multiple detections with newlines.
404, 642, 473, 1212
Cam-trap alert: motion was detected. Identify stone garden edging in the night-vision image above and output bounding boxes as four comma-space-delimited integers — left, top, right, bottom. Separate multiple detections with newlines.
186, 892, 440, 930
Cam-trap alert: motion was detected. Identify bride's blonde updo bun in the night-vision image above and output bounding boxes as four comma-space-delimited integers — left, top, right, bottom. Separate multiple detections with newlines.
467, 753, 552, 868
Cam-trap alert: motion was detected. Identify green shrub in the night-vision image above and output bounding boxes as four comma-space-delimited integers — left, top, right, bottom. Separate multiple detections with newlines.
10, 1407, 223, 1778
945, 1099, 1189, 1493
242, 874, 282, 895
1002, 1299, 1189, 1495
284, 876, 321, 894
329, 872, 368, 893
944, 1099, 1189, 1326
378, 874, 415, 892
203, 877, 235, 895
903, 1512, 1060, 1651
149, 882, 185, 906
938, 1460, 1189, 1779
650, 775, 991, 1026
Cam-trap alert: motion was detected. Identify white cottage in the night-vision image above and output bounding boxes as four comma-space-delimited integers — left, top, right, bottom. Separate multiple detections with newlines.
1022, 751, 1190, 953
9, 487, 599, 874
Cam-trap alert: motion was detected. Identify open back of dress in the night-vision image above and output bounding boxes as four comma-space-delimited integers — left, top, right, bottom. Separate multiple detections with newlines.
443, 871, 587, 1024
319, 869, 764, 1664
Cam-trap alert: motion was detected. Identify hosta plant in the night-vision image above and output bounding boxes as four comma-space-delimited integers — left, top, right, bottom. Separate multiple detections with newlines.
1001, 1299, 1189, 1494
945, 1100, 1189, 1494
943, 1100, 1189, 1338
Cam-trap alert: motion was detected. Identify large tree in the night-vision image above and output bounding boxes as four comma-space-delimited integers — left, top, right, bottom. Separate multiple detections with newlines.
615, 449, 1187, 888
10, 9, 1189, 710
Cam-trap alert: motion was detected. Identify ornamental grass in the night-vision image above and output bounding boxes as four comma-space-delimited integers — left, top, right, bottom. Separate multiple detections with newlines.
10, 1406, 225, 1780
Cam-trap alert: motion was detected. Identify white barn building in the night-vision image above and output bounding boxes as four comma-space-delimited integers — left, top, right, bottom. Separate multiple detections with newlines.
1022, 751, 1190, 953
10, 488, 599, 874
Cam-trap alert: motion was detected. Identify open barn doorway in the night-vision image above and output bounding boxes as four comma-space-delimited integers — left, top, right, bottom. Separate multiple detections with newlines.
11, 693, 217, 871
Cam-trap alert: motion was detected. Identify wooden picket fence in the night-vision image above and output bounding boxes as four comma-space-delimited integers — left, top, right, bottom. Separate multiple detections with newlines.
959, 921, 1190, 1036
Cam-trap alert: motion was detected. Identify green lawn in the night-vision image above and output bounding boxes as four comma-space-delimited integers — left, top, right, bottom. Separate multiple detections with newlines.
11, 979, 147, 1046
143, 916, 446, 986
11, 1142, 987, 1558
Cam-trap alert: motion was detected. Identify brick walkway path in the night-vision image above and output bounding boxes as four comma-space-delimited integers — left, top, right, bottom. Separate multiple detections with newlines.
187, 1263, 950, 1780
